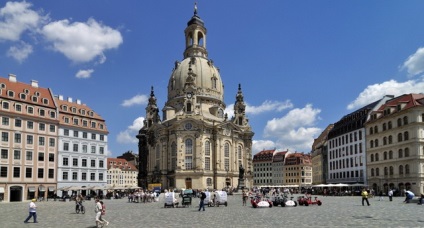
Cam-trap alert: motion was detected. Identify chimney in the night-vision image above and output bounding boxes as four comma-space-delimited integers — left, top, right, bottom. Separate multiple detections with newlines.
8, 74, 17, 82
31, 80, 38, 88
58, 95, 64, 101
76, 99, 81, 105
67, 97, 73, 102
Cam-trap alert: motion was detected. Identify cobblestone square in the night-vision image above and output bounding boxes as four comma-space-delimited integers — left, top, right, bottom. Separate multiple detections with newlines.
1, 194, 424, 228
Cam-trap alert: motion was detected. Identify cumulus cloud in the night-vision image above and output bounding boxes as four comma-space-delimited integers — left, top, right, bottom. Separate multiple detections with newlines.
75, 69, 94, 78
252, 140, 276, 155
402, 47, 424, 76
116, 117, 145, 144
41, 18, 123, 63
224, 100, 293, 119
261, 104, 322, 153
347, 78, 424, 110
0, 1, 45, 41
7, 41, 32, 62
122, 94, 149, 107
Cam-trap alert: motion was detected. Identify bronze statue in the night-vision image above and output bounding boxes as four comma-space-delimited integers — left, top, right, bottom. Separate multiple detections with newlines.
239, 165, 245, 179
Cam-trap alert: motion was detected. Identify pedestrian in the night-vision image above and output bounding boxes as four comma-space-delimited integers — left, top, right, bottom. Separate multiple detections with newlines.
198, 190, 206, 211
242, 190, 248, 206
404, 190, 415, 203
95, 198, 104, 228
24, 199, 38, 223
378, 190, 384, 201
99, 201, 109, 227
361, 188, 370, 206
388, 189, 393, 202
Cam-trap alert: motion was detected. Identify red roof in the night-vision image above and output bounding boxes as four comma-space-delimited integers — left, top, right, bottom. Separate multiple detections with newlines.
107, 158, 138, 171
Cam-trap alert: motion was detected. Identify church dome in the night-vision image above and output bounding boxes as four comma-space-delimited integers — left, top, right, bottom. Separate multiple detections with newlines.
167, 56, 224, 101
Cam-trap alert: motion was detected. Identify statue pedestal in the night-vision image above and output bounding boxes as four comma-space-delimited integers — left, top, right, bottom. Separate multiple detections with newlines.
237, 179, 245, 190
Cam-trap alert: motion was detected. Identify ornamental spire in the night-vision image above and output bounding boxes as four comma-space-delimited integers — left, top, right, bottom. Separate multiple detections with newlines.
194, 2, 198, 15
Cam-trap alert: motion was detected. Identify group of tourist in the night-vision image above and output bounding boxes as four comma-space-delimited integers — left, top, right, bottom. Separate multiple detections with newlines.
127, 190, 159, 203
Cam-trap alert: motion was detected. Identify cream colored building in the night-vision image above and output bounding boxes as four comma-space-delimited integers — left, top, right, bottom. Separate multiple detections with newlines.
284, 153, 312, 187
0, 74, 58, 202
107, 158, 138, 188
137, 8, 254, 191
366, 93, 424, 194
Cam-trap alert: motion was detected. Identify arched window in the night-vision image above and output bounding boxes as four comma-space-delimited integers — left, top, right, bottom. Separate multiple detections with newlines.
238, 145, 242, 159
383, 137, 387, 145
374, 126, 378, 133
397, 118, 402, 127
371, 168, 375, 176
388, 121, 392, 129
389, 166, 394, 175
388, 135, 393, 144
404, 148, 409, 157
370, 127, 373, 135
375, 153, 379, 161
186, 102, 192, 112
224, 142, 229, 157
370, 154, 374, 162
383, 123, 387, 131
404, 131, 409, 141
389, 150, 393, 159
403, 116, 408, 125
398, 133, 403, 142
399, 165, 404, 175
384, 167, 388, 175
376, 167, 380, 176
370, 140, 374, 148
398, 149, 403, 158
205, 141, 210, 156
383, 151, 387, 160
185, 139, 193, 154
374, 139, 379, 147
405, 164, 410, 174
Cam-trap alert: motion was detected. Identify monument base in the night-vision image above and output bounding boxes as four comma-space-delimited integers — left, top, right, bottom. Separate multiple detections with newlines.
237, 179, 245, 190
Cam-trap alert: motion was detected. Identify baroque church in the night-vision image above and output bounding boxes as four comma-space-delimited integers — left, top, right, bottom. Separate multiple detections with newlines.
137, 6, 254, 191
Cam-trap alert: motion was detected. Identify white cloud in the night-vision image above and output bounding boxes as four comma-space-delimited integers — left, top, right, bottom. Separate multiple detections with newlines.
347, 78, 424, 110
225, 100, 293, 119
402, 47, 424, 76
0, 1, 45, 41
7, 41, 32, 62
122, 94, 149, 107
260, 104, 322, 153
75, 69, 94, 78
41, 18, 123, 63
252, 140, 276, 155
116, 117, 145, 144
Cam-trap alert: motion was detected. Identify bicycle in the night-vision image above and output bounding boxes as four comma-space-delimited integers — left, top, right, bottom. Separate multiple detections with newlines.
75, 202, 85, 214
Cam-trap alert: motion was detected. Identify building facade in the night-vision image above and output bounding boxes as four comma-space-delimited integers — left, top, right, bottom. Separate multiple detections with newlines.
272, 151, 288, 185
284, 152, 312, 187
107, 158, 138, 188
253, 149, 275, 186
137, 8, 254, 191
327, 95, 393, 185
0, 74, 58, 202
56, 96, 108, 197
366, 93, 424, 194
311, 124, 333, 184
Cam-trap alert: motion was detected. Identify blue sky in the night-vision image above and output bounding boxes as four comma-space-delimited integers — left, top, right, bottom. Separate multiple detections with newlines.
2, 1, 424, 157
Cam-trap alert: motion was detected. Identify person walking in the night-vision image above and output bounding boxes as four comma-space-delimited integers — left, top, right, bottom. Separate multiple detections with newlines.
198, 190, 206, 211
242, 190, 248, 206
99, 201, 109, 227
95, 198, 104, 228
388, 189, 393, 202
378, 191, 384, 201
361, 188, 370, 206
24, 199, 38, 223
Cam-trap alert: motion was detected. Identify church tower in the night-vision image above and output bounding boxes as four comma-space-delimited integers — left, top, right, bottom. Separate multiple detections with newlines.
138, 4, 254, 191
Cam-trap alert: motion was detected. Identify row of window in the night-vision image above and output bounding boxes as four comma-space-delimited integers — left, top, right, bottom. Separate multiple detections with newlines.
369, 116, 411, 135
1, 149, 54, 161
3, 88, 45, 103
329, 131, 363, 149
370, 165, 410, 176
370, 148, 410, 162
0, 132, 56, 147
2, 117, 56, 132
369, 132, 409, 148
62, 172, 103, 181
329, 156, 363, 170
329, 170, 363, 179
62, 116, 104, 129
62, 143, 104, 154
61, 105, 94, 117
1, 102, 55, 118
329, 143, 363, 159
63, 129, 105, 141
62, 157, 104, 168
0, 166, 54, 179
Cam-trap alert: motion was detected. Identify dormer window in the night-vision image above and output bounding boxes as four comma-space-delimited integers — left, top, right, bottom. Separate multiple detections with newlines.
91, 122, 96, 128
20, 93, 26, 100
32, 96, 38, 102
24, 89, 29, 94
73, 118, 79, 125
34, 92, 40, 96
64, 117, 69, 123
81, 109, 86, 115
0, 83, 6, 89
63, 105, 68, 111
72, 107, 76, 113
42, 98, 48, 105
7, 90, 14, 97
